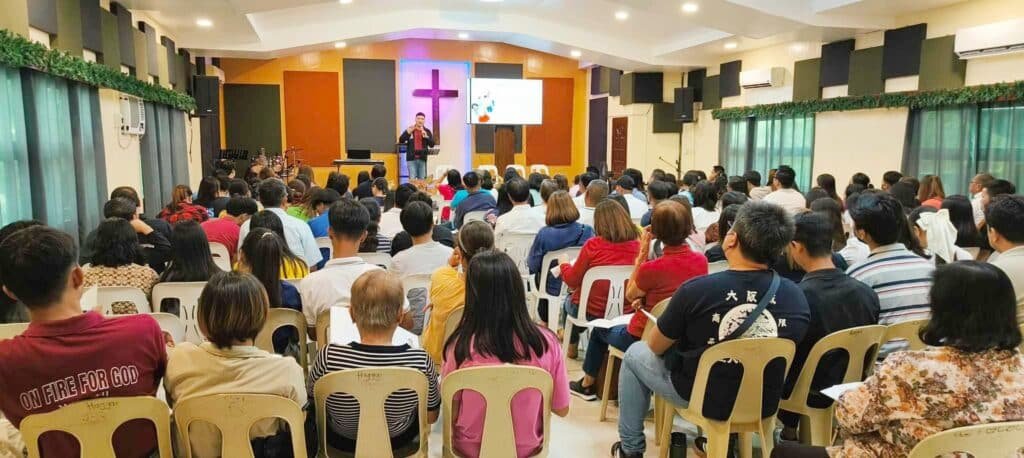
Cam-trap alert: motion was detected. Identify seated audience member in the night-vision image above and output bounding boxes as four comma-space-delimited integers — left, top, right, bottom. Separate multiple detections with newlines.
249, 211, 310, 280
778, 212, 880, 439
764, 166, 807, 215
804, 187, 832, 208
286, 179, 308, 212
307, 189, 343, 239
438, 169, 463, 222
531, 179, 560, 220
978, 178, 1017, 230
0, 221, 42, 324
909, 207, 974, 264
987, 195, 1024, 322
559, 200, 640, 359
810, 197, 868, 266
850, 172, 872, 189
0, 226, 167, 457
159, 220, 222, 283
888, 181, 920, 214
353, 164, 386, 200
194, 176, 230, 218
164, 272, 305, 457
392, 201, 453, 334
705, 191, 748, 245
200, 197, 258, 264
847, 192, 933, 356
704, 204, 741, 263
743, 171, 769, 201
816, 174, 842, 205
358, 198, 393, 255
421, 221, 494, 362
968, 172, 995, 226
240, 179, 323, 268
579, 179, 609, 227
881, 170, 903, 192
624, 168, 649, 203
443, 251, 570, 457
727, 175, 749, 196
690, 180, 720, 233
640, 180, 675, 227
110, 186, 173, 238
308, 270, 440, 453
482, 170, 499, 201
371, 177, 390, 210
82, 197, 172, 273
238, 229, 303, 354
571, 201, 708, 400
299, 200, 381, 330
453, 171, 498, 229
917, 174, 946, 209
775, 261, 1024, 458
380, 184, 417, 239
390, 192, 455, 256
527, 191, 595, 322
159, 184, 210, 224
495, 178, 546, 246
325, 173, 352, 200
678, 172, 698, 203
228, 178, 253, 199
941, 195, 983, 252
613, 202, 810, 458
288, 187, 339, 223
527, 172, 544, 205
615, 176, 648, 220
573, 172, 599, 207
83, 218, 160, 314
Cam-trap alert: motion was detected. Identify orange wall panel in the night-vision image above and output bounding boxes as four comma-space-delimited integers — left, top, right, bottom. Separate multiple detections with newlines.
526, 78, 574, 166
283, 71, 341, 167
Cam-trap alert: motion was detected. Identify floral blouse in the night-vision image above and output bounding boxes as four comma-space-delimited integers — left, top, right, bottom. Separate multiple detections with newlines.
829, 346, 1024, 457
83, 264, 160, 314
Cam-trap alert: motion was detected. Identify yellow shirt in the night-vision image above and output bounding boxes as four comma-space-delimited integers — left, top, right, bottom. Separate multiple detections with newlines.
422, 266, 465, 362
280, 258, 309, 280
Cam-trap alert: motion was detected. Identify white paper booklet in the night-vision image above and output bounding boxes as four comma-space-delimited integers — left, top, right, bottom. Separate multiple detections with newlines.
329, 307, 420, 348
821, 382, 863, 401
582, 314, 635, 329
550, 258, 577, 278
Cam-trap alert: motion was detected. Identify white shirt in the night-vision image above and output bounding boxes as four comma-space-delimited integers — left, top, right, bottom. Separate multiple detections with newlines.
573, 194, 586, 209
763, 188, 807, 215
991, 245, 1024, 323
691, 207, 720, 233
299, 257, 381, 325
839, 235, 870, 267
579, 206, 595, 228
749, 186, 772, 201
239, 207, 322, 267
495, 205, 545, 247
391, 241, 453, 278
530, 204, 547, 222
972, 192, 986, 226
622, 194, 648, 220
379, 207, 404, 239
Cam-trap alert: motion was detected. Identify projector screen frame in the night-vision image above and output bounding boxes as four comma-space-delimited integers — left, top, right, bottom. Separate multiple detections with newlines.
467, 78, 544, 126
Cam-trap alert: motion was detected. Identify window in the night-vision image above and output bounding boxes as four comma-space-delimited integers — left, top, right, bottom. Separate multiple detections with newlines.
0, 65, 32, 227
719, 114, 815, 191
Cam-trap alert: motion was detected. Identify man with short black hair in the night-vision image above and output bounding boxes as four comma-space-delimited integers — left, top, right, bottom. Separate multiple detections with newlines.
580, 180, 609, 227
380, 183, 418, 238
0, 226, 168, 457
882, 171, 903, 192
764, 166, 807, 215
399, 112, 434, 180
967, 173, 996, 226
201, 197, 258, 264
987, 195, 1024, 321
710, 165, 725, 182
390, 192, 455, 256
354, 164, 388, 199
392, 201, 453, 333
573, 172, 599, 208
453, 171, 497, 228
80, 197, 172, 272
615, 176, 647, 219
640, 180, 674, 227
495, 178, 545, 247
612, 202, 809, 458
239, 179, 322, 268
109, 186, 173, 240
744, 170, 770, 201
727, 175, 749, 196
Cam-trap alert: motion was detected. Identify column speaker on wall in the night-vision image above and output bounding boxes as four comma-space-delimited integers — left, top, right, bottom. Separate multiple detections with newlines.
193, 75, 219, 117
673, 87, 695, 122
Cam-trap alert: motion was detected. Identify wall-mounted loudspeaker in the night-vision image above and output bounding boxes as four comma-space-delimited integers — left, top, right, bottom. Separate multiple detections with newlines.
673, 87, 695, 122
193, 75, 220, 117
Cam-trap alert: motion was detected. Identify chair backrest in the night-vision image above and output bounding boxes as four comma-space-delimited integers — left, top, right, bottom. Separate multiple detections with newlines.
464, 210, 488, 223
315, 237, 333, 259
536, 247, 582, 299
173, 394, 306, 458
313, 367, 429, 458
509, 164, 526, 177
883, 318, 928, 352
0, 322, 29, 340
908, 421, 1024, 457
442, 365, 553, 458
435, 165, 454, 180
95, 286, 152, 314
208, 242, 232, 272
479, 165, 499, 178
149, 313, 186, 345
497, 233, 537, 277
81, 285, 97, 311
151, 282, 207, 344
359, 252, 392, 270
639, 299, 671, 341
707, 260, 729, 274
255, 308, 309, 373
530, 164, 549, 175
21, 396, 173, 458
443, 307, 465, 345
687, 338, 795, 424
785, 325, 886, 407
402, 273, 433, 298
577, 265, 634, 320
283, 278, 302, 289
315, 309, 331, 348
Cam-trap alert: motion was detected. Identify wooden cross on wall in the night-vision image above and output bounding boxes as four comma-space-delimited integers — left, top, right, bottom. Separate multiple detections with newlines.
412, 69, 459, 145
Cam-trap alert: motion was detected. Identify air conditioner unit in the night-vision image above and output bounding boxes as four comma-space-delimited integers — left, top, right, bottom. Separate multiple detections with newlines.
955, 18, 1024, 59
119, 94, 145, 135
739, 67, 785, 89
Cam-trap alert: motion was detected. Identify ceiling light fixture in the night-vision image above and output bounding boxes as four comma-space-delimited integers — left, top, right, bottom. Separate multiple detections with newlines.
570, 49, 582, 58
724, 42, 738, 50
334, 41, 347, 48
196, 18, 213, 28
339, 0, 353, 4
682, 2, 699, 13
615, 10, 629, 21
790, 43, 807, 53
458, 32, 470, 40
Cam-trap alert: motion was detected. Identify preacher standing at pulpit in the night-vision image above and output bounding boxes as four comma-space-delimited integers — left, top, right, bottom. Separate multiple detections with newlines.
399, 112, 434, 180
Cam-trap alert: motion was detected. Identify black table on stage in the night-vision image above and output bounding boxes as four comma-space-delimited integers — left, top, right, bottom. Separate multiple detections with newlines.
333, 159, 386, 173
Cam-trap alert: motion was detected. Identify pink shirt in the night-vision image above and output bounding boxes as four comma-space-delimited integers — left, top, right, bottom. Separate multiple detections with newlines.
442, 329, 569, 458
201, 218, 240, 263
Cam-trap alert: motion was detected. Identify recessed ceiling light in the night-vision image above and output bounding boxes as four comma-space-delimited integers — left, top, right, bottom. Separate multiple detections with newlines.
458, 32, 470, 40
724, 41, 738, 50
196, 18, 213, 28
682, 2, 699, 13
334, 41, 347, 48
339, 0, 353, 4
790, 43, 807, 53
570, 49, 582, 58
615, 10, 629, 21
480, 0, 504, 2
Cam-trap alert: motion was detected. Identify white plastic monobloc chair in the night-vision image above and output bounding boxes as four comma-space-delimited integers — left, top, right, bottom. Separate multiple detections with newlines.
359, 252, 392, 270
208, 242, 232, 271
435, 165, 454, 180
94, 286, 152, 314
530, 164, 550, 175
508, 164, 526, 177
497, 232, 538, 293
316, 237, 333, 259
530, 247, 582, 331
561, 265, 634, 355
151, 282, 207, 344
478, 165, 499, 178
149, 312, 186, 345
708, 260, 729, 274
464, 210, 489, 224
0, 323, 29, 340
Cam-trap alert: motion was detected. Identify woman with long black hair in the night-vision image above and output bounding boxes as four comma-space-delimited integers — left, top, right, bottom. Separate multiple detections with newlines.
248, 210, 309, 279
238, 228, 302, 354
159, 220, 222, 283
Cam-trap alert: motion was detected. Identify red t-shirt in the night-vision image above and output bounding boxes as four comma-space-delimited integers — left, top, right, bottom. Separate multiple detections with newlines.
201, 217, 240, 263
560, 237, 641, 317
628, 244, 709, 337
438, 185, 456, 221
0, 312, 168, 457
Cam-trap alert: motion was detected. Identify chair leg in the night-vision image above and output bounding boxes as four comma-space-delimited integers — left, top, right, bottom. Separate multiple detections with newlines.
658, 404, 675, 458
737, 432, 753, 458
806, 408, 834, 447
703, 422, 732, 458
760, 417, 777, 458
599, 354, 616, 422
653, 396, 663, 446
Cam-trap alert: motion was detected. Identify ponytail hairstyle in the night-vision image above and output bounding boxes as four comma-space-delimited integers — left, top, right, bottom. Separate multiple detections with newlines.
456, 220, 495, 264
358, 198, 382, 252
167, 185, 194, 211
239, 228, 285, 307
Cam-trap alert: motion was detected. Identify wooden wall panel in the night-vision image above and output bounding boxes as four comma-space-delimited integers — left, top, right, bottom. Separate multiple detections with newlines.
223, 84, 283, 156
525, 77, 573, 166
919, 35, 966, 91
609, 68, 622, 97
619, 72, 636, 105
161, 36, 177, 88
284, 71, 342, 166
141, 22, 159, 78
883, 23, 927, 78
590, 66, 603, 95
793, 58, 822, 102
652, 103, 681, 133
820, 39, 854, 87
686, 68, 706, 102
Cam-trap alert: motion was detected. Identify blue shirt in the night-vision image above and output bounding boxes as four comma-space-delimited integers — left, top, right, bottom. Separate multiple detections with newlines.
527, 222, 594, 295
272, 281, 304, 353
308, 212, 329, 238
454, 190, 498, 228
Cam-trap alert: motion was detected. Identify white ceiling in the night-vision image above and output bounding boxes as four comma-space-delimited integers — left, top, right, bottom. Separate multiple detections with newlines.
117, 0, 967, 71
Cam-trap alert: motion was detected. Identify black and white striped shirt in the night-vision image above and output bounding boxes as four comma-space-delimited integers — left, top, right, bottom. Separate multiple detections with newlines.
308, 342, 440, 440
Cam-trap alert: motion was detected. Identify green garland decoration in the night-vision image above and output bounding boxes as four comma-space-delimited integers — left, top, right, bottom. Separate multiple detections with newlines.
712, 80, 1024, 120
0, 29, 195, 112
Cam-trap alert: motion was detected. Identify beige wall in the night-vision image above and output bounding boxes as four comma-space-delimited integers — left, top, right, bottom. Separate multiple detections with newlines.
812, 108, 909, 185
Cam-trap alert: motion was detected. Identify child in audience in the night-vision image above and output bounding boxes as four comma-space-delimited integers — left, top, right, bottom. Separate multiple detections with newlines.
83, 218, 160, 314
164, 272, 305, 457
443, 250, 570, 457
421, 220, 494, 361
392, 201, 453, 334
249, 210, 310, 279
308, 270, 440, 453
357, 197, 393, 254
238, 228, 303, 354
527, 191, 594, 323
0, 226, 167, 457
159, 184, 209, 224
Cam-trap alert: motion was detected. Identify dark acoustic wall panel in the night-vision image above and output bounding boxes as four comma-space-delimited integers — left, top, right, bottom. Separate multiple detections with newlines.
883, 23, 927, 78
132, 28, 147, 78
53, 0, 83, 56
673, 87, 694, 122
820, 39, 854, 87
701, 75, 721, 110
633, 73, 663, 103
719, 60, 742, 98
598, 67, 611, 94
223, 84, 283, 156
793, 58, 822, 102
619, 72, 636, 105
140, 22, 159, 78
29, 0, 58, 34
848, 47, 884, 96
343, 59, 397, 153
161, 37, 178, 88
110, 2, 134, 68
652, 103, 681, 133
686, 68, 706, 102
80, 0, 102, 52
609, 68, 622, 97
99, 9, 120, 70
588, 97, 608, 171
919, 35, 966, 91
590, 67, 603, 95
474, 63, 523, 154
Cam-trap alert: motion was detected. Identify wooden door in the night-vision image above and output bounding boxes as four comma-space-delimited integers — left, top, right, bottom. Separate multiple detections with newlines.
611, 117, 628, 176
494, 126, 516, 174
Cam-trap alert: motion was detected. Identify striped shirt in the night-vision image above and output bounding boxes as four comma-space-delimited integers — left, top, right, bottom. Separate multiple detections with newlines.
847, 243, 934, 356
308, 342, 440, 440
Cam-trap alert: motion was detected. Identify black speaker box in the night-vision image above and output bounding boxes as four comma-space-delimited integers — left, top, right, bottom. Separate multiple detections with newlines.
193, 75, 220, 117
673, 87, 695, 122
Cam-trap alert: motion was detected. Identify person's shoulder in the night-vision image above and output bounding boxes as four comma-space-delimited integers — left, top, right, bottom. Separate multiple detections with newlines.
102, 312, 162, 336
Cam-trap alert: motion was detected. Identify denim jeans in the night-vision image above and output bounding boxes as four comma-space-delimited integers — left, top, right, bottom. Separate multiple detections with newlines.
408, 159, 427, 180
562, 296, 596, 344
582, 325, 637, 376
618, 342, 689, 455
